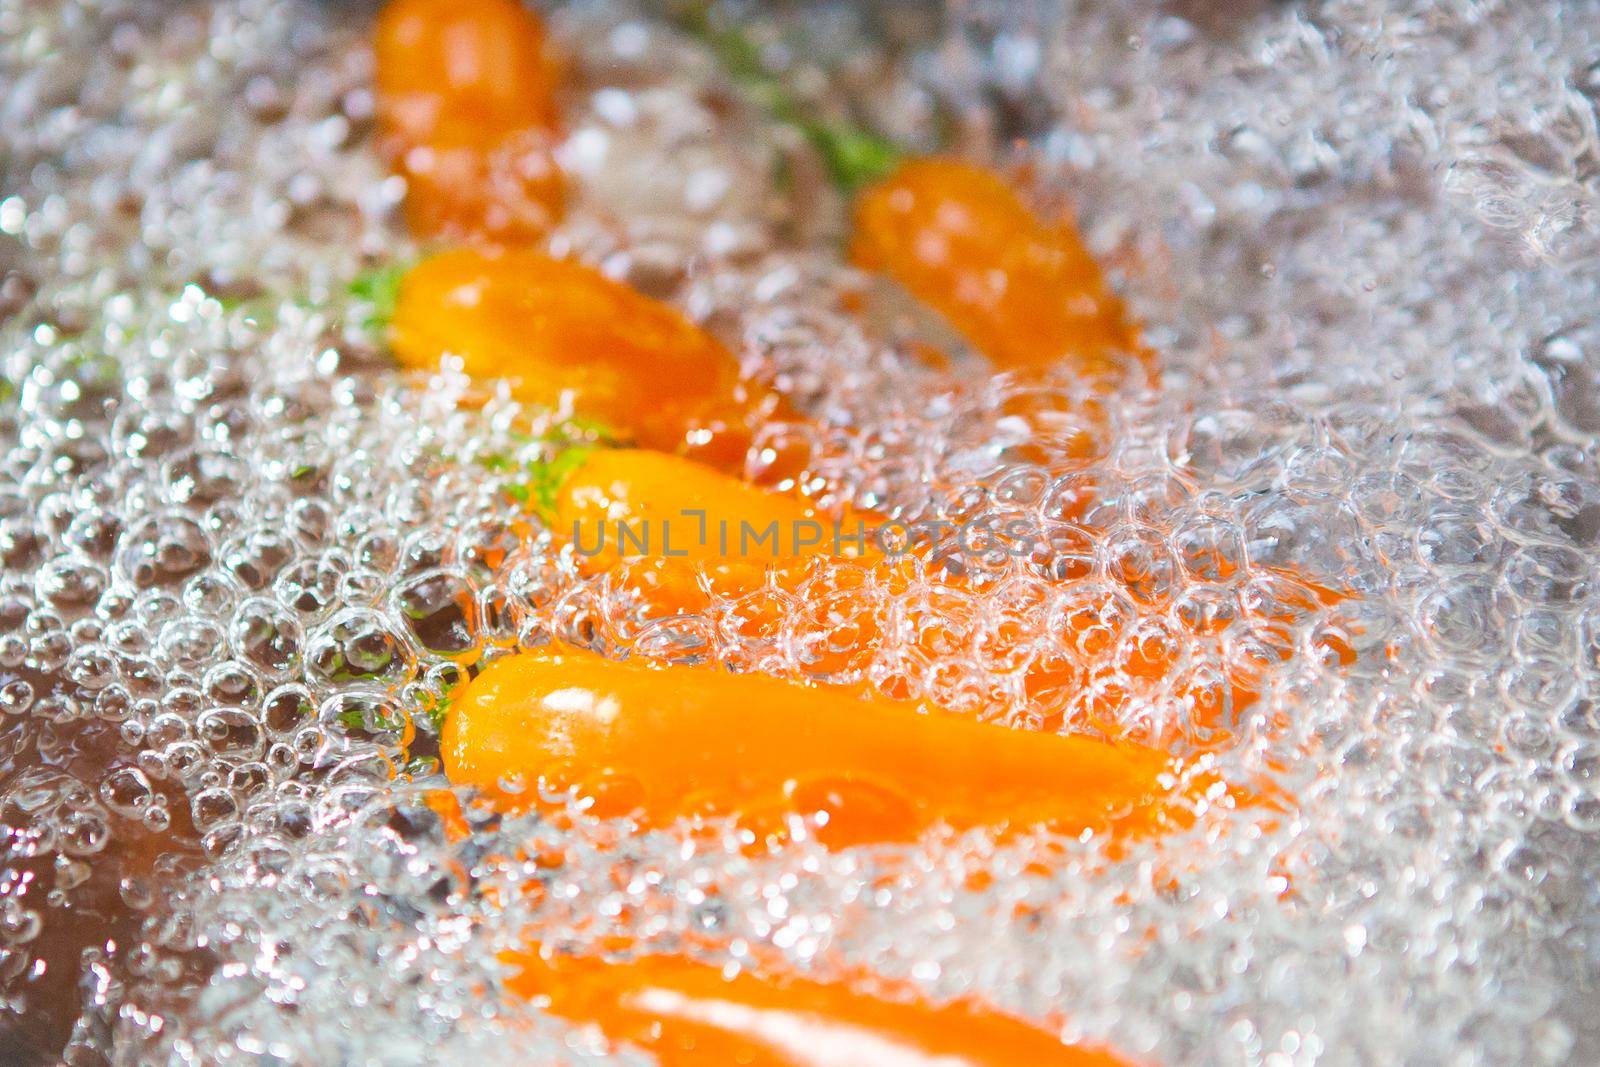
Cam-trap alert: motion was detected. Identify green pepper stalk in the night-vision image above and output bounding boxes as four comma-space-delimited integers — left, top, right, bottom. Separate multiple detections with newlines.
674, 1, 905, 196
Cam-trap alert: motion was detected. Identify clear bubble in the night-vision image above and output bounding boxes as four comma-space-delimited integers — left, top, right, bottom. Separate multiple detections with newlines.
115, 512, 213, 590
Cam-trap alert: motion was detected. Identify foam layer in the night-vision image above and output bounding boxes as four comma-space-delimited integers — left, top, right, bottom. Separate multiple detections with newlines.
1, 1, 1597, 1063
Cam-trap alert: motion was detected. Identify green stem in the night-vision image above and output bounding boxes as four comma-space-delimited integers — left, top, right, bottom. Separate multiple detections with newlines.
347, 260, 414, 333
675, 2, 903, 196
474, 418, 618, 520
508, 441, 597, 520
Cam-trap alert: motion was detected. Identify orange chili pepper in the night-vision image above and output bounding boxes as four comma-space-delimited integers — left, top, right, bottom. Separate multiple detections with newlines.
539, 447, 1340, 745
850, 159, 1148, 381
550, 445, 873, 576
441, 643, 1200, 849
504, 947, 1137, 1067
373, 0, 564, 242
389, 249, 783, 468
678, 11, 1148, 382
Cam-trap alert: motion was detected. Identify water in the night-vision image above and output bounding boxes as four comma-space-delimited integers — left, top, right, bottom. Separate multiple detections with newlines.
1, 0, 1599, 1063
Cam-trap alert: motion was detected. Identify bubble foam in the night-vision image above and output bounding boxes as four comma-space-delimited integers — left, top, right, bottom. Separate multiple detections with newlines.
2, 0, 1599, 1064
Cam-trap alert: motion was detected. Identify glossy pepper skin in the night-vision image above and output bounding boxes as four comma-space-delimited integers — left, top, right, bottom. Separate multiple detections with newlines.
390, 249, 781, 468
441, 645, 1194, 849
851, 158, 1149, 381
373, 0, 564, 242
505, 948, 1135, 1067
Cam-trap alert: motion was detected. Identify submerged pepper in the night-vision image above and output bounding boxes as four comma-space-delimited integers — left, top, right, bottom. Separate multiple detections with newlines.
546, 445, 871, 580
850, 158, 1148, 380
543, 446, 900, 679
533, 446, 1339, 743
681, 8, 1148, 382
505, 948, 1136, 1067
389, 249, 781, 468
441, 644, 1198, 848
373, 0, 564, 242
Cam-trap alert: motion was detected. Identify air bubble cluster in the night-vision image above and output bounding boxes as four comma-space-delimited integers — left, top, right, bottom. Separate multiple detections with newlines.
2, 0, 1599, 1064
